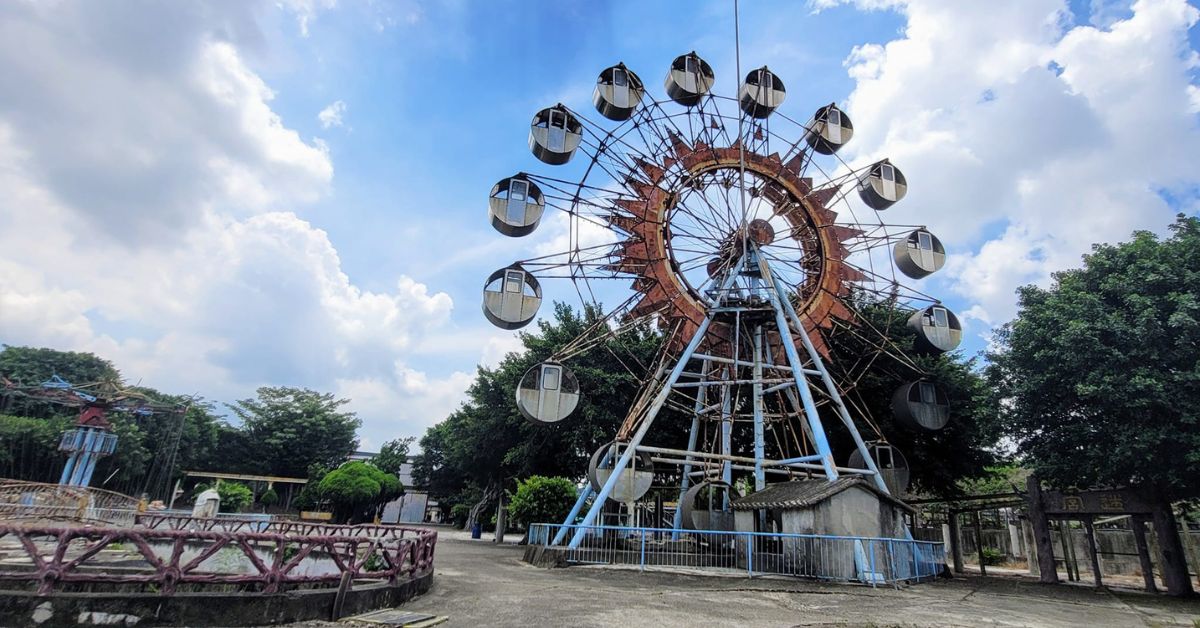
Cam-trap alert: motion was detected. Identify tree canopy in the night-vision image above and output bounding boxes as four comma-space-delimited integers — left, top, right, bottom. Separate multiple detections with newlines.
372, 437, 414, 476
318, 460, 403, 523
988, 215, 1200, 502
227, 386, 361, 479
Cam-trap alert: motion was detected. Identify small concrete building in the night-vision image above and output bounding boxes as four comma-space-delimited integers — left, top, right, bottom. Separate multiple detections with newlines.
732, 477, 912, 538
732, 478, 916, 581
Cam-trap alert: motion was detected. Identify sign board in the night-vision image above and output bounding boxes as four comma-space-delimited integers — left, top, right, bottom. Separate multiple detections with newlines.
1041, 488, 1153, 516
300, 511, 333, 521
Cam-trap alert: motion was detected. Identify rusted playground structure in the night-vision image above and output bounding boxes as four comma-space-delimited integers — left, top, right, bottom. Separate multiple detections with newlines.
0, 481, 437, 626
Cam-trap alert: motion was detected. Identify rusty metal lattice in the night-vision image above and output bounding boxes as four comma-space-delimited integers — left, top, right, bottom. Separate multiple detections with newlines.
0, 521, 436, 596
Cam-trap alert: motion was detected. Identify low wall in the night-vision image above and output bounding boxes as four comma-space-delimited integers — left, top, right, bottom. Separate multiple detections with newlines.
0, 572, 432, 627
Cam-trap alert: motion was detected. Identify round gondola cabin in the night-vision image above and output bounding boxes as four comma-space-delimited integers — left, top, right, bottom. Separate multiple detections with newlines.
489, 174, 545, 237
804, 103, 854, 155
664, 52, 715, 107
515, 362, 580, 425
738, 67, 786, 119
593, 63, 645, 121
893, 229, 946, 279
482, 266, 542, 330
907, 304, 963, 354
891, 380, 950, 432
857, 160, 907, 210
529, 105, 583, 165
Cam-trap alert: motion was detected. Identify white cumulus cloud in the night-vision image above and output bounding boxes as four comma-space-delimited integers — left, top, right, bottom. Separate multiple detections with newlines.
822, 0, 1200, 332
318, 100, 347, 129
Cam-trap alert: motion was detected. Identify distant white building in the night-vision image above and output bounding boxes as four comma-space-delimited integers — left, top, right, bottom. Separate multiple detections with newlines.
350, 451, 438, 524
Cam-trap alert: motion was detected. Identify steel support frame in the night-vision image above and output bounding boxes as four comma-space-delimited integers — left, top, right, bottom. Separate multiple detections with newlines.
759, 255, 891, 494
566, 248, 889, 548
568, 256, 747, 549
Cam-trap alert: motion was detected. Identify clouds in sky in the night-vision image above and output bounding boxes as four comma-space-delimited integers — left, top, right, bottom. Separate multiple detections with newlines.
318, 100, 347, 129
0, 1, 467, 445
0, 0, 1196, 448
822, 0, 1200, 328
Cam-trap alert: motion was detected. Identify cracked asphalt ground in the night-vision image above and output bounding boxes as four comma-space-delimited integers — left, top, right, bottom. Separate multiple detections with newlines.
342, 537, 1200, 628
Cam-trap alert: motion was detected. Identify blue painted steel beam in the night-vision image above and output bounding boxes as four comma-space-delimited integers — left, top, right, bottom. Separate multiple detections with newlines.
568, 257, 746, 549
671, 360, 708, 539
756, 254, 840, 482
760, 255, 891, 494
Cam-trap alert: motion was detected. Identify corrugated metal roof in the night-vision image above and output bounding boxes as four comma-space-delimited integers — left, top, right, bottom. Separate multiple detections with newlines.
730, 477, 913, 512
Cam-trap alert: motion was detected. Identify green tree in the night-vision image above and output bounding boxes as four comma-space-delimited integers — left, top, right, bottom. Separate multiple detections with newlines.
413, 303, 687, 527
216, 481, 253, 513
227, 387, 361, 478
820, 295, 1002, 497
0, 346, 119, 388
318, 461, 403, 523
371, 437, 414, 476
507, 475, 578, 529
258, 487, 280, 510
988, 215, 1199, 595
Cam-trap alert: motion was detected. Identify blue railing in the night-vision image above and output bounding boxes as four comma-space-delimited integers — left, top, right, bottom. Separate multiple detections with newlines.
528, 523, 945, 586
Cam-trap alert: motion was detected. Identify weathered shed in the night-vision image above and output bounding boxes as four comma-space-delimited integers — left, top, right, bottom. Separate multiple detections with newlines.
731, 477, 912, 539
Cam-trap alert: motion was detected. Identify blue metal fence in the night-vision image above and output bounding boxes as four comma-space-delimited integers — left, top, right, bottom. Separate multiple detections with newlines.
529, 523, 945, 586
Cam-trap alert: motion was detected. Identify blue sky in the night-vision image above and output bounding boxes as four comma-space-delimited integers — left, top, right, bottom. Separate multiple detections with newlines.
1, 0, 1198, 449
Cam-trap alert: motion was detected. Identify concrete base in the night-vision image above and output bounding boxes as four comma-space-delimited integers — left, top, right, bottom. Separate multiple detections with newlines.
0, 572, 432, 627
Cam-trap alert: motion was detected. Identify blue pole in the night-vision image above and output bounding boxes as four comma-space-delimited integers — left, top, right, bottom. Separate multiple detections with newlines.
59, 451, 79, 486
752, 325, 766, 494
68, 429, 96, 486
756, 255, 840, 482
78, 432, 104, 487
761, 256, 890, 494
568, 257, 747, 549
552, 482, 595, 545
671, 360, 708, 540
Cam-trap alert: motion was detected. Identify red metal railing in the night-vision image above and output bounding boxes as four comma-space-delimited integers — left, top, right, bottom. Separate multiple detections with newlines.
133, 513, 421, 540
0, 522, 437, 596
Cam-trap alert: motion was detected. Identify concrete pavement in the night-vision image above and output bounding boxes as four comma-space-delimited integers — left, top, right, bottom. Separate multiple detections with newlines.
380, 535, 1200, 627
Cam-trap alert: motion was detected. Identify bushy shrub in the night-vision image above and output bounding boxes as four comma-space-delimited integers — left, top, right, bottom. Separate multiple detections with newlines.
217, 482, 253, 513
507, 476, 577, 529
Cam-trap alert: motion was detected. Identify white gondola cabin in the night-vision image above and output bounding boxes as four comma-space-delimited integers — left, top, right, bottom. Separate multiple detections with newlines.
893, 229, 946, 279
891, 380, 950, 432
907, 304, 963, 354
738, 66, 786, 119
857, 159, 908, 210
804, 103, 854, 155
515, 361, 580, 425
664, 52, 715, 107
482, 266, 542, 330
680, 480, 742, 531
848, 443, 911, 496
528, 105, 583, 165
588, 443, 655, 503
488, 174, 545, 237
593, 63, 645, 121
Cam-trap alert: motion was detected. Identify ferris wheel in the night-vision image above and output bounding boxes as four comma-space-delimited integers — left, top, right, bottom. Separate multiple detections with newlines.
481, 50, 960, 544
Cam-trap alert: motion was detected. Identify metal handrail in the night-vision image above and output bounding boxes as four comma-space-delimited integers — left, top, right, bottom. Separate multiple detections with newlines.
530, 522, 944, 586
0, 522, 437, 595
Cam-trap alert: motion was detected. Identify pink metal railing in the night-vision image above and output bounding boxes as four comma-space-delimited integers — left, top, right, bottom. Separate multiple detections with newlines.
0, 522, 437, 596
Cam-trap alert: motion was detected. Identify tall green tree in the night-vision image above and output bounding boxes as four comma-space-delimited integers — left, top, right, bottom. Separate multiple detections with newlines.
371, 437, 414, 476
227, 386, 361, 478
988, 216, 1199, 499
413, 303, 686, 523
988, 215, 1199, 596
822, 295, 1002, 497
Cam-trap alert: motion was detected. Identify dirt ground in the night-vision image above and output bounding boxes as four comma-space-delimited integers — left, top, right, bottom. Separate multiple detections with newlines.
320, 534, 1200, 628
